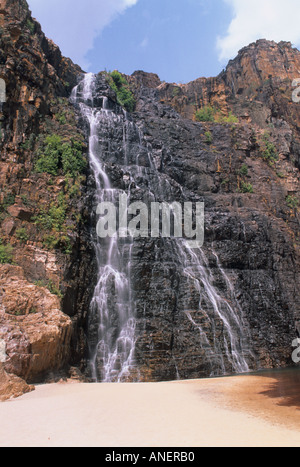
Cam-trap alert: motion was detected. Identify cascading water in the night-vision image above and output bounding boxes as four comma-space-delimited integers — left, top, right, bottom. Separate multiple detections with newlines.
71, 74, 137, 382
70, 72, 253, 382
180, 243, 251, 376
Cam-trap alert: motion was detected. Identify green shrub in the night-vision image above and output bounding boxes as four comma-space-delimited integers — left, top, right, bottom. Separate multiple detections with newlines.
0, 193, 15, 219
35, 135, 61, 176
47, 280, 63, 298
16, 227, 29, 243
43, 234, 72, 254
35, 193, 66, 232
0, 241, 13, 264
195, 106, 238, 124
204, 131, 213, 144
260, 133, 278, 163
2, 193, 15, 209
26, 19, 35, 34
107, 71, 136, 112
20, 134, 36, 151
286, 195, 299, 210
59, 235, 72, 254
61, 140, 86, 177
65, 174, 84, 199
34, 192, 73, 254
48, 203, 66, 231
35, 135, 86, 177
221, 112, 239, 124
20, 195, 31, 206
57, 112, 67, 125
34, 279, 62, 298
214, 110, 239, 124
240, 181, 254, 193
43, 234, 60, 250
239, 164, 249, 176
195, 106, 215, 122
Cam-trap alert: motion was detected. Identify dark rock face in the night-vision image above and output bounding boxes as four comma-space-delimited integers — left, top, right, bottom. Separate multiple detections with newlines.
131, 85, 300, 379
122, 41, 300, 380
73, 68, 300, 382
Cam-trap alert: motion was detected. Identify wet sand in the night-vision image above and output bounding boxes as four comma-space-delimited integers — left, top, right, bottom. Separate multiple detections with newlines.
196, 369, 300, 433
0, 370, 300, 447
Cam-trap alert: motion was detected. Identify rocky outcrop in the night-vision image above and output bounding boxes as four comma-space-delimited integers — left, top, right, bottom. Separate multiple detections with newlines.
145, 40, 300, 127
0, 0, 82, 160
0, 264, 72, 382
0, 0, 90, 399
0, 364, 33, 401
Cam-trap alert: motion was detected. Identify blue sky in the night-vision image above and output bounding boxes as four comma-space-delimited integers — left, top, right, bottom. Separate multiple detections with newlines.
27, 0, 300, 84
85, 0, 232, 83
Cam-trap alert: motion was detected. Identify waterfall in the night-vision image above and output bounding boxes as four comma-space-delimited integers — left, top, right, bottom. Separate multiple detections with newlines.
180, 243, 251, 376
71, 74, 137, 382
70, 72, 253, 382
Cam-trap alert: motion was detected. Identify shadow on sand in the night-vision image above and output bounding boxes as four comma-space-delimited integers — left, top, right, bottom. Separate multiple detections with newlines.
256, 367, 300, 410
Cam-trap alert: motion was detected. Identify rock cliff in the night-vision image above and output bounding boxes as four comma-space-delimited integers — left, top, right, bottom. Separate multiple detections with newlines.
1, 0, 300, 395
81, 64, 300, 381
0, 0, 90, 397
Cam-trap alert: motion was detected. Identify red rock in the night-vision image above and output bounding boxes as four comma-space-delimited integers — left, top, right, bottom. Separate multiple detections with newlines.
0, 364, 34, 402
0, 264, 72, 384
7, 205, 33, 221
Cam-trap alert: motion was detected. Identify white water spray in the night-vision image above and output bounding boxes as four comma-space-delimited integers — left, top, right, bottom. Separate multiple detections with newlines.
71, 74, 137, 382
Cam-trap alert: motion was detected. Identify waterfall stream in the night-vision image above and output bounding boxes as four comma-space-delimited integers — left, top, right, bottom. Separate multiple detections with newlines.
71, 73, 252, 382
71, 74, 137, 382
181, 243, 251, 375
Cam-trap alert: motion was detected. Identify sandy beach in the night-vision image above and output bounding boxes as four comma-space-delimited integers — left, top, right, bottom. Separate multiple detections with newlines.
0, 370, 300, 447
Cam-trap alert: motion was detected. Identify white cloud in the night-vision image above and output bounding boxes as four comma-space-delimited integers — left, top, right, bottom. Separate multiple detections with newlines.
217, 0, 300, 63
27, 0, 138, 70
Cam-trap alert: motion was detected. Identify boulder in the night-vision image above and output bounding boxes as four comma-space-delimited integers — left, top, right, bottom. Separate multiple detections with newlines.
0, 264, 72, 385
0, 364, 34, 402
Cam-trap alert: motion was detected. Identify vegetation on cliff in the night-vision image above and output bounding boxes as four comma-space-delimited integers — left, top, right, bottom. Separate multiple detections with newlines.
35, 135, 86, 178
195, 105, 239, 124
105, 70, 136, 112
